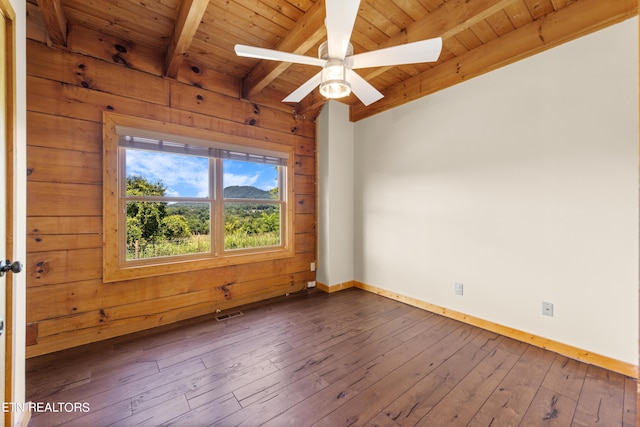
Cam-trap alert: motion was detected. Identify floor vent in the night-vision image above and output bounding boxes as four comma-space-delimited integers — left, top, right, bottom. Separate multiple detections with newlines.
215, 311, 243, 321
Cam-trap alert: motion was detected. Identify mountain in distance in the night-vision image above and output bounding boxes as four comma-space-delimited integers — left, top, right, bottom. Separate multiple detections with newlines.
224, 185, 272, 199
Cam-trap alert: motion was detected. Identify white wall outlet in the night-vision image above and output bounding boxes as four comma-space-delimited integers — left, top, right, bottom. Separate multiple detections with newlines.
454, 282, 463, 295
542, 301, 554, 317
310, 262, 316, 272
307, 281, 316, 288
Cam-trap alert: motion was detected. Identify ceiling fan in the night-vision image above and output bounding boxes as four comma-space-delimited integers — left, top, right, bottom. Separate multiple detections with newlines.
234, 0, 442, 106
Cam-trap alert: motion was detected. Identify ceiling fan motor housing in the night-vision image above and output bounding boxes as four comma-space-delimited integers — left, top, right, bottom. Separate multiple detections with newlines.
317, 41, 353, 60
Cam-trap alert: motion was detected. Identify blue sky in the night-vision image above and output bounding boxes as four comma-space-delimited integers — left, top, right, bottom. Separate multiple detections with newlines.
126, 149, 278, 198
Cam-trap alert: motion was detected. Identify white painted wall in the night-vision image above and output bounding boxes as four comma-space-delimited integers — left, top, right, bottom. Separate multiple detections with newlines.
317, 101, 354, 286
350, 18, 638, 364
8, 0, 27, 423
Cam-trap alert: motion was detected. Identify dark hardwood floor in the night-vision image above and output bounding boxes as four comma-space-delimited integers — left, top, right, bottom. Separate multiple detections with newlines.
26, 288, 636, 426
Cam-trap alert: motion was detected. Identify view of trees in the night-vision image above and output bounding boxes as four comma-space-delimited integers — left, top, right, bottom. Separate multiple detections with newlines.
125, 176, 280, 260
224, 203, 280, 250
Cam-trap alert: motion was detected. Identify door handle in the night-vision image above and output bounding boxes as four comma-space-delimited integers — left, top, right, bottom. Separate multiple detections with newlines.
0, 259, 22, 277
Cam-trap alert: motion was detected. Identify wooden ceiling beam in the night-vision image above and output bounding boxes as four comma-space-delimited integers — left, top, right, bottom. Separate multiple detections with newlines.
242, 0, 327, 100
350, 0, 638, 121
164, 0, 210, 78
399, 0, 515, 45
295, 90, 328, 119
361, 0, 518, 82
36, 0, 67, 46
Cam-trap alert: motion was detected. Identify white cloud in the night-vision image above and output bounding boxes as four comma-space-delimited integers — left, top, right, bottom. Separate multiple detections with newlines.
223, 172, 260, 188
126, 150, 209, 198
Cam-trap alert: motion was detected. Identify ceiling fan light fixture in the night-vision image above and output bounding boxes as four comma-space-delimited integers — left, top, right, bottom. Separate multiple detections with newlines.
319, 59, 351, 99
235, 1, 442, 105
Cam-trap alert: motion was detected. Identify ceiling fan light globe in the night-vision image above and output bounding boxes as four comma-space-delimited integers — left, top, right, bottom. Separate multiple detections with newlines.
320, 59, 350, 99
320, 80, 351, 99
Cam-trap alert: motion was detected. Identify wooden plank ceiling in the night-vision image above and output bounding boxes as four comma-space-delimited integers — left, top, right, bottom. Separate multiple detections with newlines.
30, 0, 636, 121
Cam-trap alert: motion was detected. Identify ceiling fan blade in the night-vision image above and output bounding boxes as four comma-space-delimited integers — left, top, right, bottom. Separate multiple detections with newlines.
325, 0, 360, 59
348, 37, 443, 69
234, 44, 326, 67
346, 69, 383, 106
283, 72, 323, 103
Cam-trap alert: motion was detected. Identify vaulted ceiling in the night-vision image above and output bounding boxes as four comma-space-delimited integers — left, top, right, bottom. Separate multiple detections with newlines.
28, 0, 636, 121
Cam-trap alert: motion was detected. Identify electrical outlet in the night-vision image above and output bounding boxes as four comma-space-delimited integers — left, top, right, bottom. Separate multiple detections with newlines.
307, 281, 316, 288
310, 262, 316, 272
542, 302, 554, 317
454, 282, 463, 296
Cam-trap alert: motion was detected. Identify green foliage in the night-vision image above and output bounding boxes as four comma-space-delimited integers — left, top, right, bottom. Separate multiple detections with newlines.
127, 235, 211, 260
225, 231, 280, 250
126, 176, 168, 241
162, 215, 192, 239
126, 176, 167, 197
260, 212, 279, 232
223, 203, 281, 250
126, 217, 142, 244
127, 201, 166, 241
166, 203, 210, 235
224, 203, 280, 235
126, 179, 281, 259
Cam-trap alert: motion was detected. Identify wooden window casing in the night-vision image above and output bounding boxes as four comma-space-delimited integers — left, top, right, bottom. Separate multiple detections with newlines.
103, 113, 295, 282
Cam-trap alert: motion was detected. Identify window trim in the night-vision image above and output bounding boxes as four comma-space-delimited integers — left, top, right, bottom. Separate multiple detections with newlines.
103, 113, 295, 283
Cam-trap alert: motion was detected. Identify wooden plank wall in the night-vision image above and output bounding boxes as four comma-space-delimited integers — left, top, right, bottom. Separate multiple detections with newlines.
25, 16, 317, 358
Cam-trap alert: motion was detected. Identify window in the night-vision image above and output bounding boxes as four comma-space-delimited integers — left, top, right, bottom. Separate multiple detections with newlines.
103, 113, 294, 282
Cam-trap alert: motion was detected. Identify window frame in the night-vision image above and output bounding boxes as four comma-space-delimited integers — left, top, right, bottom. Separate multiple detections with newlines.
103, 113, 295, 282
